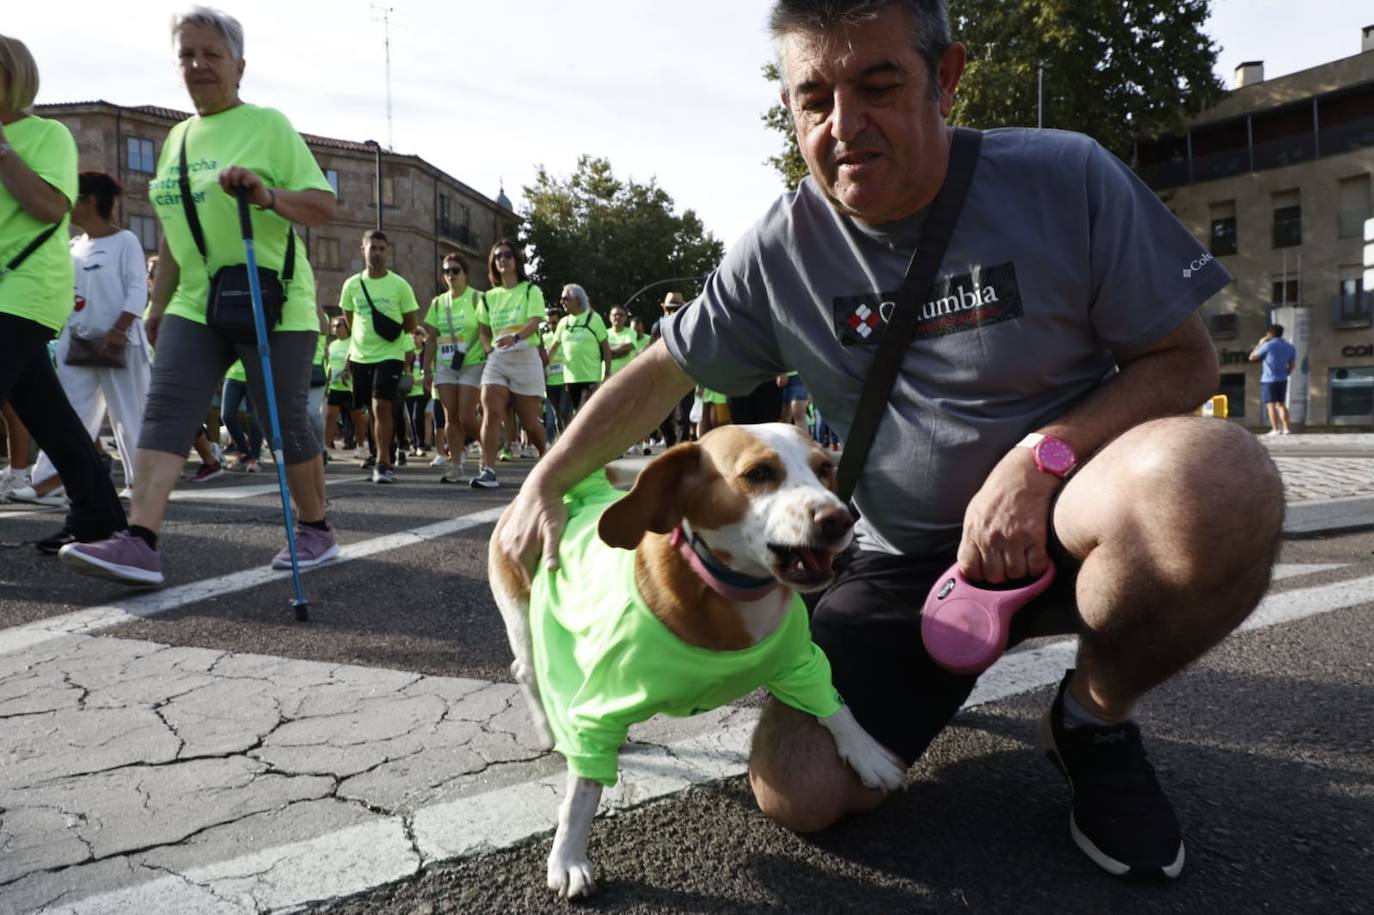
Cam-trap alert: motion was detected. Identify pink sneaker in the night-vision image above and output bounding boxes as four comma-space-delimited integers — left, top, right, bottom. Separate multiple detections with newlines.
271, 522, 340, 570
59, 530, 164, 586
921, 562, 1056, 674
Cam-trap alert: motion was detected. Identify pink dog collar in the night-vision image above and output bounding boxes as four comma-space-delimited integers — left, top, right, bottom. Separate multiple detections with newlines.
921, 561, 1056, 675
670, 527, 780, 603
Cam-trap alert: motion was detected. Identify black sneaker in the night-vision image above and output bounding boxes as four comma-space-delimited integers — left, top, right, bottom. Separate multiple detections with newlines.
397, 451, 408, 466
36, 528, 80, 555
362, 455, 377, 471
1040, 669, 1185, 882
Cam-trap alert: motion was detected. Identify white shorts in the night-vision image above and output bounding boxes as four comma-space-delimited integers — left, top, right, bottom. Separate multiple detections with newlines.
481, 347, 546, 398
435, 360, 484, 388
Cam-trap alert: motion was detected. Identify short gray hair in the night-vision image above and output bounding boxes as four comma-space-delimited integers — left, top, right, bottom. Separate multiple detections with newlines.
561, 284, 589, 310
769, 0, 951, 101
171, 6, 245, 61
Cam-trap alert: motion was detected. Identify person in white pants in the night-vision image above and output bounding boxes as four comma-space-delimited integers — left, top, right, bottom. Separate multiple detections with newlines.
23, 172, 149, 509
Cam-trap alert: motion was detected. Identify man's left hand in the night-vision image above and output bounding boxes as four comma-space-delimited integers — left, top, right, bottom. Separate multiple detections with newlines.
957, 449, 1061, 583
102, 328, 128, 359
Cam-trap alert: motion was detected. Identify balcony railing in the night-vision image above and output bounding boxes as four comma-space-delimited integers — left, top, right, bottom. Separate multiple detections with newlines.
437, 219, 479, 251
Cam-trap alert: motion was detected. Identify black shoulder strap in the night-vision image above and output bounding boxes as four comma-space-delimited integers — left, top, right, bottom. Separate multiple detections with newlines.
358, 274, 376, 311
3, 223, 61, 274
180, 125, 295, 281
835, 127, 983, 505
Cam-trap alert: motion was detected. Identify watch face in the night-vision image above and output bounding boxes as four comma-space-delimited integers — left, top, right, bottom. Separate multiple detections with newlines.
1037, 438, 1076, 475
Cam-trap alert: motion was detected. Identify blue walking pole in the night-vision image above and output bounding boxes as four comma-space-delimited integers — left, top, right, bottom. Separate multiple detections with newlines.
235, 188, 309, 621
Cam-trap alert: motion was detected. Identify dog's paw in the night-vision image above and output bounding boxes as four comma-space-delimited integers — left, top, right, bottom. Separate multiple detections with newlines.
547, 851, 596, 899
531, 715, 556, 752
840, 739, 908, 793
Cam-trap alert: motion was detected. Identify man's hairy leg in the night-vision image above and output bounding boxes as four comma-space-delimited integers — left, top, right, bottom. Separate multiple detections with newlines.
1053, 416, 1282, 719
749, 699, 887, 834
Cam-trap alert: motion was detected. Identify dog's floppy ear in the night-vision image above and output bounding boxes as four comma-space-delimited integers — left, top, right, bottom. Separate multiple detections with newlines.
598, 443, 702, 549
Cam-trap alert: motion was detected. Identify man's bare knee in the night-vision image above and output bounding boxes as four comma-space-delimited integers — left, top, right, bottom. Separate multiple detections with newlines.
748, 699, 884, 833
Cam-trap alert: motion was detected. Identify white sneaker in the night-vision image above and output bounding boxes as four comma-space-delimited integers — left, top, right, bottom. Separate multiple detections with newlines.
1265, 429, 1281, 436
11, 483, 65, 506
1281, 429, 1292, 435
0, 469, 32, 501
430, 454, 450, 468
353, 447, 368, 460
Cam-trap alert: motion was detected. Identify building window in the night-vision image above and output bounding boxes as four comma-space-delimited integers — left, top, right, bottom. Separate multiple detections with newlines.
370, 176, 396, 207
1208, 312, 1238, 338
1329, 367, 1374, 424
1271, 276, 1301, 306
1218, 373, 1246, 419
1335, 265, 1371, 326
459, 204, 471, 228
126, 137, 156, 174
128, 214, 159, 252
1209, 201, 1237, 256
1272, 189, 1302, 248
1337, 174, 1371, 239
324, 169, 340, 199
315, 236, 340, 269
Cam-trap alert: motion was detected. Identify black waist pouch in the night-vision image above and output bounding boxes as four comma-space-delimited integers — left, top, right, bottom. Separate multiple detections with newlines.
207, 264, 286, 344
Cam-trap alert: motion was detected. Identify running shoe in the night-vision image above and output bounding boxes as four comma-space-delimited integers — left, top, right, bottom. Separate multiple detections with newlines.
36, 527, 79, 555
59, 530, 164, 586
0, 469, 32, 501
361, 455, 377, 471
470, 466, 499, 489
271, 522, 340, 569
397, 451, 408, 466
372, 465, 397, 484
244, 459, 261, 473
1040, 669, 1184, 881
430, 454, 451, 468
440, 465, 466, 484
353, 447, 368, 460
189, 462, 225, 483
498, 447, 514, 462
10, 484, 66, 507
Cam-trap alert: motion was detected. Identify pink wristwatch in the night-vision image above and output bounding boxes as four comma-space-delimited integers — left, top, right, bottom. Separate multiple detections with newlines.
1017, 433, 1078, 480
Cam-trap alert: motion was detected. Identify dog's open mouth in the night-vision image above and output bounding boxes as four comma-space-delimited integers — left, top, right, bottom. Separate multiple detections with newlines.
768, 543, 836, 591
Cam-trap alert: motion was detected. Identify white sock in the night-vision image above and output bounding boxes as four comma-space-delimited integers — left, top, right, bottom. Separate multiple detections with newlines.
1062, 687, 1133, 730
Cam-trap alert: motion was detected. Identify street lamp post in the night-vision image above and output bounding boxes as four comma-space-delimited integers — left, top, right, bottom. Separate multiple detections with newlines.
365, 140, 383, 231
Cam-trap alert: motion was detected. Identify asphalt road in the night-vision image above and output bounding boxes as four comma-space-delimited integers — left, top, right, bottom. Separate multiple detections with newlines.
1, 451, 1371, 914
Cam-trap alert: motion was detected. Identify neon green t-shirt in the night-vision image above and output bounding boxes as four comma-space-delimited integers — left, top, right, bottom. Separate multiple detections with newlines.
150, 105, 332, 333
477, 281, 544, 346
633, 332, 651, 355
225, 358, 248, 383
326, 338, 351, 392
606, 325, 639, 376
702, 388, 728, 405
0, 116, 78, 331
338, 270, 419, 364
529, 471, 844, 787
425, 288, 487, 370
554, 309, 609, 384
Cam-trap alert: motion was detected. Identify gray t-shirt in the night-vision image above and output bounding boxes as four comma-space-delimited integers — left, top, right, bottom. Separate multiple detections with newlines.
662, 128, 1232, 556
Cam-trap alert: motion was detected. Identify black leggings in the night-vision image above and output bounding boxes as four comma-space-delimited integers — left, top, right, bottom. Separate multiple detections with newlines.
0, 313, 125, 539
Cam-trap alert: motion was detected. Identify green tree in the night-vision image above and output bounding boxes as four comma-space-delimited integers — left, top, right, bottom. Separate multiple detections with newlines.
519, 156, 724, 327
762, 0, 1225, 187
761, 63, 809, 190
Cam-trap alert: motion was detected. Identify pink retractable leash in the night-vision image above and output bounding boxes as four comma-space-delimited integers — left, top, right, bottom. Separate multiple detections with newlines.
921, 561, 1056, 675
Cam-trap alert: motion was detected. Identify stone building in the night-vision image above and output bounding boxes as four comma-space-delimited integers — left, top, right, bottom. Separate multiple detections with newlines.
36, 100, 518, 317
1135, 27, 1374, 429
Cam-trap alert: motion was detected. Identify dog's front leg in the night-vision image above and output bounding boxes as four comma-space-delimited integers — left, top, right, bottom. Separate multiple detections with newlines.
547, 770, 603, 899
818, 706, 908, 792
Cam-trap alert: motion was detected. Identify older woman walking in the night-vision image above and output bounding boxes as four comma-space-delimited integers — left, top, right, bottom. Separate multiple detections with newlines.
19, 172, 151, 523
470, 239, 547, 489
61, 7, 338, 585
0, 35, 128, 553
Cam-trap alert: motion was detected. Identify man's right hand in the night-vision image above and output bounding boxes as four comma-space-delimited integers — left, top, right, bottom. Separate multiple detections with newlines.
496, 471, 569, 574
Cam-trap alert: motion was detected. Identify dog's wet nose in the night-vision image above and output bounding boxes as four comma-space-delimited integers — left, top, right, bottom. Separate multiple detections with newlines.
815, 506, 854, 544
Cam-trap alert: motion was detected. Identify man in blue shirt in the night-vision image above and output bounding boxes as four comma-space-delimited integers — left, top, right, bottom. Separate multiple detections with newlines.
1249, 324, 1297, 435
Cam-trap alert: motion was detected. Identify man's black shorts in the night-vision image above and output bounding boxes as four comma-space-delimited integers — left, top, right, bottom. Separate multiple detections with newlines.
811, 541, 1081, 765
350, 359, 404, 409
326, 390, 353, 409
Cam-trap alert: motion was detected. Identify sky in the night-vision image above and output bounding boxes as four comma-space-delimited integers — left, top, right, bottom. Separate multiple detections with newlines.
10, 1, 1373, 247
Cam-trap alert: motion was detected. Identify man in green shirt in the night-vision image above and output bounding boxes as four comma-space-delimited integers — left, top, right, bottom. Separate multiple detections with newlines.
338, 230, 418, 484
605, 305, 639, 377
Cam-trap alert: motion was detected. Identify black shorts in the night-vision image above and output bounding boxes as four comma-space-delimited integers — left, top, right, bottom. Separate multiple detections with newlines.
565, 381, 596, 411
350, 359, 404, 408
811, 541, 1081, 765
327, 390, 353, 409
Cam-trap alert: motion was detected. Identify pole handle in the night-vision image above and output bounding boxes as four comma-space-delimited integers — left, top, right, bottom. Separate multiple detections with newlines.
235, 186, 255, 241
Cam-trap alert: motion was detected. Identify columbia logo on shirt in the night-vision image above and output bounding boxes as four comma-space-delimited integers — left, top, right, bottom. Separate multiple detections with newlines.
831, 262, 1024, 345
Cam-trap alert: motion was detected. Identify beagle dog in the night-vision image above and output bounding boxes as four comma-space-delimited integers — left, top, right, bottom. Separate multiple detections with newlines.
489, 423, 906, 899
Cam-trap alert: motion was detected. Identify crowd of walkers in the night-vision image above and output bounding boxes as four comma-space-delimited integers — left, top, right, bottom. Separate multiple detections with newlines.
0, 13, 838, 589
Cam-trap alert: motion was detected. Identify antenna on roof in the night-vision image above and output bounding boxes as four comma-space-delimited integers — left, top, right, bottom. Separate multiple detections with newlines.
370, 3, 396, 151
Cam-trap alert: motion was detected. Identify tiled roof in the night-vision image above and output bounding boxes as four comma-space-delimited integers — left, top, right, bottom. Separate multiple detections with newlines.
35, 99, 515, 215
